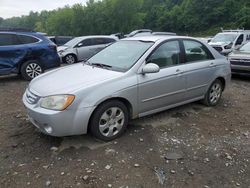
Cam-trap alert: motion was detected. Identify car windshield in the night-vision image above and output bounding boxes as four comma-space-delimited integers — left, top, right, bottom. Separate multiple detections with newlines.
239, 42, 250, 52
64, 37, 82, 47
88, 40, 154, 72
211, 33, 238, 43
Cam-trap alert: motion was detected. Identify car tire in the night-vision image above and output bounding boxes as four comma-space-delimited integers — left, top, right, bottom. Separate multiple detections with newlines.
202, 79, 223, 106
89, 100, 129, 141
64, 54, 77, 64
20, 60, 44, 81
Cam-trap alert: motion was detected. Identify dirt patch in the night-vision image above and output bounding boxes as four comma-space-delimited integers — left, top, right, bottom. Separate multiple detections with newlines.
0, 75, 250, 188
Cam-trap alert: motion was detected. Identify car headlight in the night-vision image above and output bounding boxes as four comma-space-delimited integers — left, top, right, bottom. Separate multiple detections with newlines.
40, 95, 75, 111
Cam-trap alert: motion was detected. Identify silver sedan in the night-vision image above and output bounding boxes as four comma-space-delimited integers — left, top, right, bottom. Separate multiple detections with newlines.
23, 36, 231, 141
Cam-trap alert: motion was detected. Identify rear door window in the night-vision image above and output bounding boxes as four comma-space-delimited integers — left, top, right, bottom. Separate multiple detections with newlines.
0, 33, 19, 46
183, 40, 214, 62
92, 38, 107, 45
104, 38, 116, 44
17, 34, 39, 44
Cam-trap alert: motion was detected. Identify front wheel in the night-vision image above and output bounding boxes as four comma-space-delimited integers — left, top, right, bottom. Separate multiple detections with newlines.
202, 79, 223, 106
64, 54, 77, 64
89, 100, 129, 141
20, 60, 44, 81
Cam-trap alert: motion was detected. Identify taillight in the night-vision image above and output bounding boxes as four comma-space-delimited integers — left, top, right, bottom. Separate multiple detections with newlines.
49, 44, 57, 51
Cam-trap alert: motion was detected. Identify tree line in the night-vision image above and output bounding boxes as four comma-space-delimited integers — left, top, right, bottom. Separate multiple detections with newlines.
0, 0, 250, 36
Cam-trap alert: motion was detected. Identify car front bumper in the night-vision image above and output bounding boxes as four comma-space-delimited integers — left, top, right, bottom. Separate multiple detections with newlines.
231, 65, 250, 75
22, 90, 95, 137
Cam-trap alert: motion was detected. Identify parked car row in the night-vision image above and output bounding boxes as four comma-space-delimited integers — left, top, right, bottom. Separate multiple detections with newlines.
1, 27, 249, 82
196, 29, 250, 76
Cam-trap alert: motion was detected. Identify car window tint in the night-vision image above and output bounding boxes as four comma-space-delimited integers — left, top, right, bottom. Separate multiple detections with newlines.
147, 40, 180, 68
104, 38, 116, 44
93, 38, 107, 45
18, 34, 39, 44
183, 40, 212, 62
236, 34, 243, 45
57, 37, 72, 46
79, 39, 93, 47
0, 34, 19, 46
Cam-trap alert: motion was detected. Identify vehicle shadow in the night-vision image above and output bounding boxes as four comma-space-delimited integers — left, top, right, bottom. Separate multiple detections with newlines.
0, 74, 27, 83
232, 74, 250, 82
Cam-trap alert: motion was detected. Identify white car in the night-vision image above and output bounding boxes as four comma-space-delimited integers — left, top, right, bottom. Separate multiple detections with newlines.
57, 35, 118, 64
209, 30, 250, 55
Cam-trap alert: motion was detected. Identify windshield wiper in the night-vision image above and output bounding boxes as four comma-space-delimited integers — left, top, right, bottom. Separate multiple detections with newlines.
91, 63, 112, 69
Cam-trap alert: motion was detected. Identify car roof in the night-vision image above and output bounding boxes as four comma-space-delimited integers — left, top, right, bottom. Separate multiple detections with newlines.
123, 35, 196, 42
218, 32, 240, 35
75, 35, 118, 40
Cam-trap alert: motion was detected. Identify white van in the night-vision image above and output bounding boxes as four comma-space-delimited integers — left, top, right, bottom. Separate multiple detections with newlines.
209, 29, 250, 55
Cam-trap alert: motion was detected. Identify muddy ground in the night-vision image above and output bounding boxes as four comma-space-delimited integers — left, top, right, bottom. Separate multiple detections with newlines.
0, 75, 250, 188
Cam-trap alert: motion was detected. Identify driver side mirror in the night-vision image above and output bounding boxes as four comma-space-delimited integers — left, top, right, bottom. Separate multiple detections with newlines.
141, 63, 160, 74
77, 42, 83, 48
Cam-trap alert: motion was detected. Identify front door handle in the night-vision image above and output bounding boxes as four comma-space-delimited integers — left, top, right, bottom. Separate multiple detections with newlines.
209, 62, 216, 67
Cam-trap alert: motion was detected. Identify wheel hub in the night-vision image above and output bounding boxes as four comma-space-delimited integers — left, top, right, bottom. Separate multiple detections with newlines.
99, 107, 125, 137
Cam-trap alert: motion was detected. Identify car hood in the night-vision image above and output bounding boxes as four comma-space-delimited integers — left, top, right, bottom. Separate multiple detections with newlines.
29, 64, 123, 96
209, 41, 230, 46
229, 51, 250, 59
57, 45, 69, 52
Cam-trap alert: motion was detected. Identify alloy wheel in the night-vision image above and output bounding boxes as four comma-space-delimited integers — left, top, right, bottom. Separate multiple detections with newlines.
26, 63, 42, 79
65, 55, 76, 64
209, 83, 222, 104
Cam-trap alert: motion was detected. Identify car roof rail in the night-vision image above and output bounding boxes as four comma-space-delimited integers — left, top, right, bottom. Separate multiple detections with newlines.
0, 27, 35, 32
221, 28, 247, 33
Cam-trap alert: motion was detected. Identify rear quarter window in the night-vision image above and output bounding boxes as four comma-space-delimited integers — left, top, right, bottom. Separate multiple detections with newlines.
17, 34, 39, 44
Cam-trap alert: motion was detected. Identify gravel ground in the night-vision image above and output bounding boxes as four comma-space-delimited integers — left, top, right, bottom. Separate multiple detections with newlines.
0, 75, 250, 188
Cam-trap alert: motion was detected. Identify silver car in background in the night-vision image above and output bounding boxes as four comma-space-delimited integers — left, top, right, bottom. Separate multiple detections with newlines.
228, 42, 250, 76
23, 36, 231, 141
57, 35, 118, 64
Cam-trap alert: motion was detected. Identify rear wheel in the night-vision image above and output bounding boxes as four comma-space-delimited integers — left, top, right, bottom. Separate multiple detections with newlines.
20, 60, 44, 81
202, 79, 223, 106
64, 54, 77, 64
89, 100, 129, 141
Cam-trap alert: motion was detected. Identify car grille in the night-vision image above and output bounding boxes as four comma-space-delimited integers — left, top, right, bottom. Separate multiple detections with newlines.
213, 46, 223, 52
25, 89, 40, 104
230, 58, 250, 66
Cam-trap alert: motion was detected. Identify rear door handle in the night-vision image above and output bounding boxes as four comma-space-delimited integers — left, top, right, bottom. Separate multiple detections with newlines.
175, 69, 183, 75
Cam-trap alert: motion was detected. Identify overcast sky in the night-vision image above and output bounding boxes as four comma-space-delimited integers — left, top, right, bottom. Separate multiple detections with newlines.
0, 0, 88, 19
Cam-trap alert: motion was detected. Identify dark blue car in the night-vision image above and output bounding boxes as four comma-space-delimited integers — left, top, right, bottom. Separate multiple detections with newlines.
0, 28, 60, 80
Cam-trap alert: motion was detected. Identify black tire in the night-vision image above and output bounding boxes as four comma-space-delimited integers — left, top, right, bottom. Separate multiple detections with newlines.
20, 60, 44, 81
89, 100, 129, 141
63, 54, 77, 64
202, 79, 223, 106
